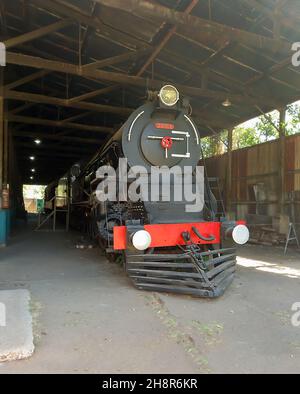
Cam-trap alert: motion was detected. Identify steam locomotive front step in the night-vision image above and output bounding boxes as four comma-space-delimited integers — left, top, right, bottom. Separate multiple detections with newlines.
132, 274, 235, 298
125, 247, 237, 298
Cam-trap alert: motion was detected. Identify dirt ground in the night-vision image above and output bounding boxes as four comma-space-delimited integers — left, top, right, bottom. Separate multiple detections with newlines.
0, 221, 300, 373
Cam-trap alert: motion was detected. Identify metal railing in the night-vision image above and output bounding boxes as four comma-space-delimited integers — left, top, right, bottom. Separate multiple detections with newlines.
35, 196, 70, 232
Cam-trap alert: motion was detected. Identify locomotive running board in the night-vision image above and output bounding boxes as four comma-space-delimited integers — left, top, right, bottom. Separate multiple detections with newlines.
125, 247, 236, 298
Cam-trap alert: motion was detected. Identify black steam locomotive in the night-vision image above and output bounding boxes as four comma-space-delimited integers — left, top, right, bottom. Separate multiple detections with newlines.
45, 85, 249, 297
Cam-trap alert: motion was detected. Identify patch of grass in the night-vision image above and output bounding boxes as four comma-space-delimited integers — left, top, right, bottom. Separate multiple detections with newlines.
145, 293, 210, 372
29, 299, 43, 346
190, 320, 223, 345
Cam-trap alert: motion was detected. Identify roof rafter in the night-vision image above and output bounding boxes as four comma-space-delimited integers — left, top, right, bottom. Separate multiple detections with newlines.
13, 130, 104, 145
95, 0, 291, 53
241, 0, 300, 33
68, 85, 120, 104
7, 114, 114, 134
5, 70, 51, 90
17, 149, 85, 159
83, 48, 150, 71
6, 52, 278, 106
61, 111, 93, 123
4, 18, 74, 48
30, 0, 143, 50
5, 87, 133, 116
29, 0, 289, 104
136, 0, 199, 76
16, 141, 93, 155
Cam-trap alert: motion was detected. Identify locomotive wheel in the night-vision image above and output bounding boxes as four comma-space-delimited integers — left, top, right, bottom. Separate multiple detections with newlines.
98, 213, 122, 242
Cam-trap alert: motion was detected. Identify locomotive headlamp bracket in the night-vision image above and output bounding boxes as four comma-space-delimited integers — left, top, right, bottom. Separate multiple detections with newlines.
147, 86, 190, 112
147, 89, 158, 102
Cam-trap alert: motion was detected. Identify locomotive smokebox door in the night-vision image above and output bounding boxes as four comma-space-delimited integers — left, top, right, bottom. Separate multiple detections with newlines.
122, 103, 200, 170
140, 122, 185, 167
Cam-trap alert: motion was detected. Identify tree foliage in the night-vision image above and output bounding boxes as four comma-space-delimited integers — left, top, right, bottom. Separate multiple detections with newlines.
201, 130, 228, 158
23, 185, 46, 199
232, 126, 260, 150
201, 101, 300, 158
286, 103, 300, 135
255, 112, 278, 142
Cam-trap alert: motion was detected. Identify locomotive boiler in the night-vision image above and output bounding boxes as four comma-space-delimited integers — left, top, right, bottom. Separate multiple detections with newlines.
48, 85, 249, 298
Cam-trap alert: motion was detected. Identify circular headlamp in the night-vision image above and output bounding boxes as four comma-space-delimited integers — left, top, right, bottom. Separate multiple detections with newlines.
159, 85, 179, 107
232, 225, 249, 245
132, 230, 152, 251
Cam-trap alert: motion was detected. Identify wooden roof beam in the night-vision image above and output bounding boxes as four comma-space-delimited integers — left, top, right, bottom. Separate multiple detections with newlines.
4, 18, 73, 49
16, 141, 94, 154
13, 130, 104, 145
30, 0, 277, 95
30, 0, 143, 51
68, 40, 149, 106
17, 149, 85, 159
29, 0, 203, 79
10, 103, 35, 115
244, 57, 294, 86
83, 48, 150, 71
19, 156, 76, 163
5, 70, 51, 90
7, 114, 114, 134
4, 88, 133, 117
199, 40, 234, 68
61, 111, 93, 123
241, 0, 300, 33
137, 0, 199, 76
68, 85, 120, 104
95, 0, 291, 53
31, 0, 104, 32
6, 52, 277, 106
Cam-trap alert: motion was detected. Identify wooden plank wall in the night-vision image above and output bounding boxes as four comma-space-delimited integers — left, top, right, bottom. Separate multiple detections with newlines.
202, 134, 300, 219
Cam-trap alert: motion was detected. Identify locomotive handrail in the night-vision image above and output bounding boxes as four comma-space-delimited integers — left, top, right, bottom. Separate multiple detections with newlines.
192, 226, 216, 242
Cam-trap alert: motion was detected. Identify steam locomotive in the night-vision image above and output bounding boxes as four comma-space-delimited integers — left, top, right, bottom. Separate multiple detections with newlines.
45, 85, 249, 297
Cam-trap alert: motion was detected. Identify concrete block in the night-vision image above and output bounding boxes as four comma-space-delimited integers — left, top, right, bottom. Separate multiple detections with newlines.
0, 289, 34, 362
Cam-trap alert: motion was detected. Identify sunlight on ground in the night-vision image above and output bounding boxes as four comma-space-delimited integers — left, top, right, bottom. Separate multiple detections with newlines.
237, 256, 300, 279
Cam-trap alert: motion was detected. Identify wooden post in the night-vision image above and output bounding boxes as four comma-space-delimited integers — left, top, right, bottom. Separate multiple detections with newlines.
226, 128, 233, 214
3, 118, 8, 186
279, 107, 286, 214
